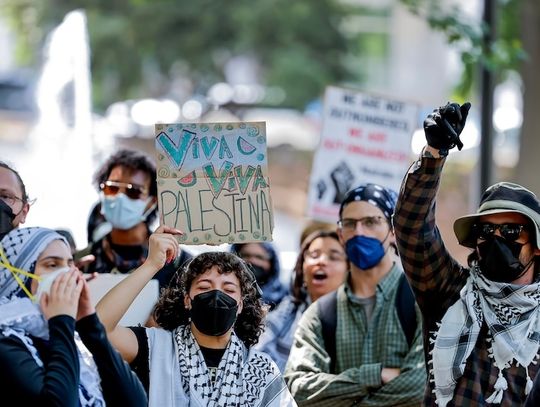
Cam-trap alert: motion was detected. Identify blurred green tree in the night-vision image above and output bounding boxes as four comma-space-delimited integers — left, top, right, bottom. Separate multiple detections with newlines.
1, 0, 379, 111
401, 0, 540, 194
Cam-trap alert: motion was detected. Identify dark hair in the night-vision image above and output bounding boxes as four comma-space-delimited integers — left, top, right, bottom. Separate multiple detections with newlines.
299, 221, 336, 248
94, 149, 157, 224
0, 161, 29, 203
153, 251, 266, 347
291, 230, 344, 304
230, 242, 281, 279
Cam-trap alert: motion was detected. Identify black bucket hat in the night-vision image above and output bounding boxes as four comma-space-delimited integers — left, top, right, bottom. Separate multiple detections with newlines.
453, 182, 540, 248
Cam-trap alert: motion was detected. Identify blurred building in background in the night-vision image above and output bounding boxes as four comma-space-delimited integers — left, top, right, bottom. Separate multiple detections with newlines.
0, 0, 528, 271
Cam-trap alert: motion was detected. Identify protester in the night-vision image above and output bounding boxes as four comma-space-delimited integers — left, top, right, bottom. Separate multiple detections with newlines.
96, 226, 296, 406
0, 161, 31, 240
230, 242, 288, 309
285, 183, 425, 406
0, 227, 147, 406
256, 229, 348, 372
298, 220, 336, 247
393, 101, 540, 405
76, 149, 192, 288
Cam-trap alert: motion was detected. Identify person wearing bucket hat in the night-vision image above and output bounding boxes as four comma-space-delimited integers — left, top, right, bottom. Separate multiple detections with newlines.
393, 101, 540, 406
285, 183, 426, 406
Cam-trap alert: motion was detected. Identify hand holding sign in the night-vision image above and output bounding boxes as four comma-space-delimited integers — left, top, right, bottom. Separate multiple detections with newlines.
145, 225, 183, 271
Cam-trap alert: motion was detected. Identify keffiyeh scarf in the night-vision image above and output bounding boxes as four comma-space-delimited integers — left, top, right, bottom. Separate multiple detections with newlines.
174, 325, 278, 407
432, 266, 540, 406
0, 227, 104, 407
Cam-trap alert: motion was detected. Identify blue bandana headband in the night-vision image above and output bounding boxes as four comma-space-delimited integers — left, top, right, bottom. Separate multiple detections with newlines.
338, 183, 398, 220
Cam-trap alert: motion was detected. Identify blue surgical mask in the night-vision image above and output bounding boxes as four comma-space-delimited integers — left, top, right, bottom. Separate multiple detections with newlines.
345, 235, 386, 270
100, 192, 154, 230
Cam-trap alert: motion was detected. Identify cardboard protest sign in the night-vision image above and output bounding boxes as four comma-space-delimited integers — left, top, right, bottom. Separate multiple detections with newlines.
155, 122, 274, 244
307, 86, 418, 223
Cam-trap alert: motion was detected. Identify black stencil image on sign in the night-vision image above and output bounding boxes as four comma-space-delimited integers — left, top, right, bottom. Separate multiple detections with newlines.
316, 179, 327, 199
330, 162, 354, 204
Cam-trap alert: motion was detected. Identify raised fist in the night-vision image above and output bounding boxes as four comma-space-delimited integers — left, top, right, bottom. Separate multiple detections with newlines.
424, 102, 471, 156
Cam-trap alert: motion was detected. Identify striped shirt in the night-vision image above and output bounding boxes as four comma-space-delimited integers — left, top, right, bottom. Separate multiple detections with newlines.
393, 154, 540, 406
284, 265, 425, 406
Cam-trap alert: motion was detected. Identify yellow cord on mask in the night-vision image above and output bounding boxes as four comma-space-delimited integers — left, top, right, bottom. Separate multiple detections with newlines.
0, 245, 42, 302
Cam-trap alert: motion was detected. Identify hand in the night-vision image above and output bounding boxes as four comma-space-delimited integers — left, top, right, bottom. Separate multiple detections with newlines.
424, 101, 471, 156
40, 269, 83, 320
76, 272, 96, 321
381, 367, 401, 384
75, 254, 95, 271
145, 225, 183, 272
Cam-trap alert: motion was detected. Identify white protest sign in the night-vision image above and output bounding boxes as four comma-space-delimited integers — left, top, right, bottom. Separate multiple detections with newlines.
155, 122, 274, 244
307, 86, 418, 223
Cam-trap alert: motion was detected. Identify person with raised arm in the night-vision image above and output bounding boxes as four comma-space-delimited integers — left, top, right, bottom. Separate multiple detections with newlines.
97, 225, 296, 406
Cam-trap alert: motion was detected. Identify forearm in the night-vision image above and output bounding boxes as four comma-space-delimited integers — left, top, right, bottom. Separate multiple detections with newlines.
96, 262, 158, 331
0, 316, 80, 405
77, 314, 147, 406
393, 153, 463, 301
287, 364, 382, 404
359, 364, 426, 406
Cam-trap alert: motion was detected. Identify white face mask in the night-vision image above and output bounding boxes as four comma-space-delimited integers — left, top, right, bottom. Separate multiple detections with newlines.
100, 192, 154, 230
34, 266, 71, 303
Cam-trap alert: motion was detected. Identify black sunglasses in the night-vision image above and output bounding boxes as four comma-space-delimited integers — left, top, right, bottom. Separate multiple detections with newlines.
472, 222, 526, 242
99, 180, 148, 200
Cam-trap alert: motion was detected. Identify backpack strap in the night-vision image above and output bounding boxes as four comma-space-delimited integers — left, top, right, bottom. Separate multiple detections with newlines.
317, 290, 338, 374
396, 273, 417, 347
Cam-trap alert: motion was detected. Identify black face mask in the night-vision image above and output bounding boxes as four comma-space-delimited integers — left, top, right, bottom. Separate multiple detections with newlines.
190, 289, 238, 336
0, 200, 16, 241
248, 264, 270, 286
477, 235, 529, 283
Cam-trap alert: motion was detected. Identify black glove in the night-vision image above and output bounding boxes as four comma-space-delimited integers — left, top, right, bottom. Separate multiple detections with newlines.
424, 101, 471, 156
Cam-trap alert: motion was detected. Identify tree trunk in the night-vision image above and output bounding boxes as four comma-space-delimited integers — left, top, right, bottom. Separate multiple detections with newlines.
516, 0, 540, 192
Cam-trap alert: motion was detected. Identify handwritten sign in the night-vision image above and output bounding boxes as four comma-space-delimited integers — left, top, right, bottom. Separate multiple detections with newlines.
307, 86, 418, 223
155, 122, 274, 244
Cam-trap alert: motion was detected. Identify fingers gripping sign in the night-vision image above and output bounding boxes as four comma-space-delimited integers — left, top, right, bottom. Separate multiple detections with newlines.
424, 101, 471, 156
146, 225, 184, 271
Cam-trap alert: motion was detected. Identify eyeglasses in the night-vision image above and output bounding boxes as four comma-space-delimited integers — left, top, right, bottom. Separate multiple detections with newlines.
0, 192, 26, 207
338, 216, 386, 232
99, 180, 148, 200
473, 222, 526, 242
305, 250, 346, 263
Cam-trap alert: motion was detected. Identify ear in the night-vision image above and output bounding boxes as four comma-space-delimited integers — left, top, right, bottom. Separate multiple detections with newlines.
387, 228, 396, 245
19, 203, 30, 224
184, 293, 191, 310
337, 227, 346, 246
237, 300, 243, 316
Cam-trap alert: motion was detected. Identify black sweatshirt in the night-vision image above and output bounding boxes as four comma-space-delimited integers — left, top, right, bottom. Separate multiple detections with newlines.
0, 313, 147, 407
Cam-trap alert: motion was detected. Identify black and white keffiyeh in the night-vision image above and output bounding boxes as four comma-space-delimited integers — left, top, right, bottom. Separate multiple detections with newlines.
432, 266, 540, 406
0, 227, 105, 407
174, 324, 279, 407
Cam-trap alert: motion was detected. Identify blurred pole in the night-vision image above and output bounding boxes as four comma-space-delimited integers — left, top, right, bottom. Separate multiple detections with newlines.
480, 0, 496, 193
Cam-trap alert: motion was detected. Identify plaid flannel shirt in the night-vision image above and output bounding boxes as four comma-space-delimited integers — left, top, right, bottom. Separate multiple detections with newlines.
284, 264, 425, 406
393, 154, 540, 406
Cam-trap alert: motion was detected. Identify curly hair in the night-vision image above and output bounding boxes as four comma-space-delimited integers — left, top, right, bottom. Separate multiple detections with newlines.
93, 149, 157, 224
291, 229, 343, 304
153, 251, 266, 347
